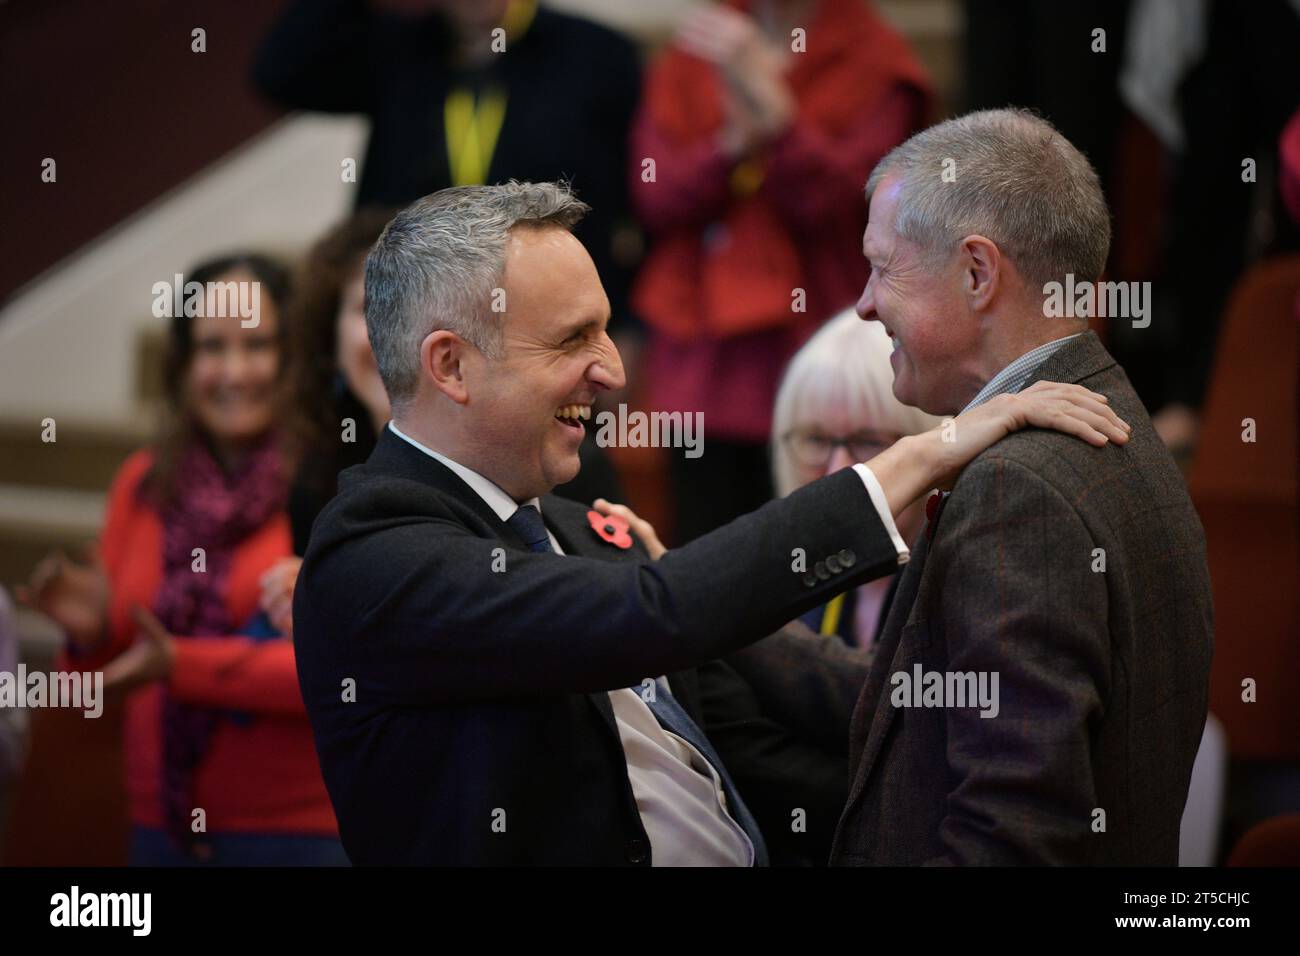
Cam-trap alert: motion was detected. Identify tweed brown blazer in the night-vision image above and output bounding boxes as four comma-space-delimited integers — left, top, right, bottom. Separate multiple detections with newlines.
830, 332, 1214, 865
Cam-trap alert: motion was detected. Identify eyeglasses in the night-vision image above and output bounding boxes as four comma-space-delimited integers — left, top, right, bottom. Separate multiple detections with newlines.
782, 429, 896, 468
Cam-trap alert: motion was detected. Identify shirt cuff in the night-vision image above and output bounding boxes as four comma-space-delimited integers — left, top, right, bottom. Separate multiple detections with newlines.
852, 463, 910, 566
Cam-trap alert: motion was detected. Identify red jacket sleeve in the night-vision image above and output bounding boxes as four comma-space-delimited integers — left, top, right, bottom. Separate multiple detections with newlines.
168, 637, 307, 715
759, 84, 922, 235
630, 108, 737, 235
62, 451, 156, 672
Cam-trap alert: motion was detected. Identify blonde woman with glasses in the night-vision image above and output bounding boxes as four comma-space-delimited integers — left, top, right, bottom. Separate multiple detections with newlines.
772, 309, 939, 649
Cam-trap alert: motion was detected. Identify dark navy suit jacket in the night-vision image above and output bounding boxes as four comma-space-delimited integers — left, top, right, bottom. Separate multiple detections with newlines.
293, 428, 897, 864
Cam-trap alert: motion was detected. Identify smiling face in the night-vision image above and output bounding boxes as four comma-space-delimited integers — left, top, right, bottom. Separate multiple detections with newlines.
461, 226, 624, 500
856, 175, 983, 415
184, 268, 281, 448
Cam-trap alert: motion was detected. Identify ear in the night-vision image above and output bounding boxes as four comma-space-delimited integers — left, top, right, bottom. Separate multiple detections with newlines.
420, 329, 471, 405
959, 234, 1001, 312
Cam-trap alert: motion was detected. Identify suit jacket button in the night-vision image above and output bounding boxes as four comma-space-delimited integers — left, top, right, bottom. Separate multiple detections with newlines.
826, 554, 843, 574
814, 560, 830, 581
626, 838, 648, 864
801, 572, 817, 588
838, 548, 856, 567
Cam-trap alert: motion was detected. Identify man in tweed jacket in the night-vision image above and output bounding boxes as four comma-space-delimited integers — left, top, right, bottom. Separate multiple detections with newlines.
830, 109, 1214, 865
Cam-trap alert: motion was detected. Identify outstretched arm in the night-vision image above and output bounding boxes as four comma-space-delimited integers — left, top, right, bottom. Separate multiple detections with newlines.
298, 383, 1128, 708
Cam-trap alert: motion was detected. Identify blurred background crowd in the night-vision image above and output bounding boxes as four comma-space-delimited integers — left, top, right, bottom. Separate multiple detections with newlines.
1, 0, 1298, 866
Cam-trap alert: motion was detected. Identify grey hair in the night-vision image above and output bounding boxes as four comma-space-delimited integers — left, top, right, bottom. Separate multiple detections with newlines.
865, 108, 1111, 289
364, 180, 590, 406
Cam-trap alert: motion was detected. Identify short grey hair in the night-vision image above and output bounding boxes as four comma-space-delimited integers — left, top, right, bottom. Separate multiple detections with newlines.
364, 181, 590, 406
865, 109, 1111, 288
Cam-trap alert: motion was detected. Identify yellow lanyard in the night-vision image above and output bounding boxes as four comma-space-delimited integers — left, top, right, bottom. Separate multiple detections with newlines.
730, 158, 766, 197
444, 87, 508, 186
440, 0, 535, 186
820, 592, 846, 636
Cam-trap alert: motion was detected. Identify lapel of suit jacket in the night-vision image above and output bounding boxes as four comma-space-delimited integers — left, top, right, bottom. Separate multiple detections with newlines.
367, 433, 660, 738
364, 426, 529, 545
540, 494, 661, 732
540, 497, 707, 723
844, 509, 933, 809
541, 494, 639, 563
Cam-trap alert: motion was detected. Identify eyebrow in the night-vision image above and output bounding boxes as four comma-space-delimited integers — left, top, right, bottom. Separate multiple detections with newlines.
863, 235, 891, 264
558, 316, 608, 339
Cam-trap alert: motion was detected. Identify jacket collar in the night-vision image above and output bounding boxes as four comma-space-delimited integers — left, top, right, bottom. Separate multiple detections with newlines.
360, 427, 638, 561
359, 426, 515, 537
1022, 329, 1117, 389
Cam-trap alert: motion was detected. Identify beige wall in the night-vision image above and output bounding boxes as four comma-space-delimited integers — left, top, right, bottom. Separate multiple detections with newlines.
0, 116, 367, 429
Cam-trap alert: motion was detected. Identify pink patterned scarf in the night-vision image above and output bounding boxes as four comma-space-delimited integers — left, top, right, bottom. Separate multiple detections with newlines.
150, 432, 285, 854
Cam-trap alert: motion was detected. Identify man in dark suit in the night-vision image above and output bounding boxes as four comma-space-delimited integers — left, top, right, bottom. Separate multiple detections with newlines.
830, 109, 1214, 865
293, 180, 1132, 865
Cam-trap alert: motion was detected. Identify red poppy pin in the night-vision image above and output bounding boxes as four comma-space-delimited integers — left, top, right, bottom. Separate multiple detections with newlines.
588, 510, 633, 549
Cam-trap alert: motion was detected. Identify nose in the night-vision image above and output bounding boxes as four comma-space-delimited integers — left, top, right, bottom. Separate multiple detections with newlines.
856, 277, 878, 323
589, 335, 627, 392
825, 444, 856, 476
221, 344, 251, 384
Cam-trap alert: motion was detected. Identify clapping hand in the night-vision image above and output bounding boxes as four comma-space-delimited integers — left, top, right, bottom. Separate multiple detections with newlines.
259, 556, 303, 639
16, 544, 109, 653
675, 4, 794, 153
101, 606, 175, 696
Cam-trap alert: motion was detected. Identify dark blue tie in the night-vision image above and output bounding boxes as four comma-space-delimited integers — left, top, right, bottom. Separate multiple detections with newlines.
631, 677, 770, 866
507, 505, 768, 864
507, 504, 553, 553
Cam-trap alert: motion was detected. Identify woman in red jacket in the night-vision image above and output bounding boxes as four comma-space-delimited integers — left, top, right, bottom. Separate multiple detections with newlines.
19, 254, 344, 865
631, 0, 932, 543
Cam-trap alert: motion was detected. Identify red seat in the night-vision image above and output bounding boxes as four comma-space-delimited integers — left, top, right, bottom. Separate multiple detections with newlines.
1188, 255, 1300, 761
2, 700, 129, 865
1226, 813, 1300, 866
